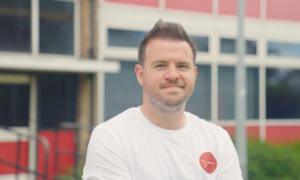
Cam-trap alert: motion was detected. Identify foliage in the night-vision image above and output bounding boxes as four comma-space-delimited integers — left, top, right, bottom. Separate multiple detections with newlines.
248, 140, 300, 180
54, 166, 83, 180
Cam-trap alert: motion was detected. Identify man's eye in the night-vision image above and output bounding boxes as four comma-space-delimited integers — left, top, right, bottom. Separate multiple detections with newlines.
178, 65, 187, 68
156, 64, 165, 68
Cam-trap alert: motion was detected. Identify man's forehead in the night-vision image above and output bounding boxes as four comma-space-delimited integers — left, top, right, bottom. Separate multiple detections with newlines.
145, 39, 192, 55
146, 38, 189, 47
144, 39, 193, 62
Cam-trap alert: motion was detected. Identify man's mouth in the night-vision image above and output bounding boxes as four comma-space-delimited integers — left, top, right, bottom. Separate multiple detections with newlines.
163, 86, 182, 89
161, 82, 185, 89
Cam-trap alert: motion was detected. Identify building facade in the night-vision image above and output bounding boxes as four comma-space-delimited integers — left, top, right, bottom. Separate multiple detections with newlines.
0, 0, 118, 179
1, 0, 300, 179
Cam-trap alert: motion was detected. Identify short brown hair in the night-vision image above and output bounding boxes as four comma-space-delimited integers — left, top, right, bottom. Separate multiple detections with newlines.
138, 19, 196, 67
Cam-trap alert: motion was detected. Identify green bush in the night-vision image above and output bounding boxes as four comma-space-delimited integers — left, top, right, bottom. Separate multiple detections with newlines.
55, 166, 83, 180
248, 140, 300, 180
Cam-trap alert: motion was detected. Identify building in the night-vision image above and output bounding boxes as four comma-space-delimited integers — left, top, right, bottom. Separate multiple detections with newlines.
1, 0, 300, 179
0, 0, 118, 179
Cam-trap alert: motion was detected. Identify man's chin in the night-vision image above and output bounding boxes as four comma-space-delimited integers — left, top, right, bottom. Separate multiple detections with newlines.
163, 99, 186, 107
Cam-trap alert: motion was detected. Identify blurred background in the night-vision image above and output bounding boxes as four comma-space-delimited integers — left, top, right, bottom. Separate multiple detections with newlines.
0, 0, 300, 179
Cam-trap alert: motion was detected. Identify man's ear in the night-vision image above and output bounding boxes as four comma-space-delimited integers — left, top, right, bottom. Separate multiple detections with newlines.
135, 64, 144, 86
194, 65, 198, 80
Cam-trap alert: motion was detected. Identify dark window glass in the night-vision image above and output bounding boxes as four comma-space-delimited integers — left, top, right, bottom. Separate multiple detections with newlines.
247, 68, 259, 119
186, 65, 211, 120
220, 38, 257, 55
268, 41, 300, 58
38, 73, 77, 128
246, 40, 257, 55
266, 68, 300, 119
218, 66, 259, 120
190, 36, 209, 52
105, 61, 143, 121
39, 0, 74, 55
108, 29, 147, 48
108, 29, 210, 53
0, 0, 31, 52
0, 84, 29, 126
220, 38, 235, 54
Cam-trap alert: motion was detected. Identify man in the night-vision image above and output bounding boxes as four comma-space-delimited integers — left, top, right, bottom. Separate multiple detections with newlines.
82, 20, 243, 180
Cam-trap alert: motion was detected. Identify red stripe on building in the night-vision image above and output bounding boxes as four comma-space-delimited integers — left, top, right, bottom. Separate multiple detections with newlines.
219, 0, 260, 18
222, 126, 260, 140
266, 126, 300, 143
266, 0, 300, 22
166, 0, 212, 13
105, 0, 159, 7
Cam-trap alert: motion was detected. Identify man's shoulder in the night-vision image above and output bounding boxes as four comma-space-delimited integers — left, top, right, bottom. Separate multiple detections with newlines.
185, 111, 228, 136
94, 107, 138, 133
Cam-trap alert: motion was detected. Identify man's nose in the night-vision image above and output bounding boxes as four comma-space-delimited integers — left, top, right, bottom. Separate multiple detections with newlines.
165, 65, 179, 81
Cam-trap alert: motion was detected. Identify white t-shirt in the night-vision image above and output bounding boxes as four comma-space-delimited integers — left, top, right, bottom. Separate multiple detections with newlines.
82, 107, 243, 180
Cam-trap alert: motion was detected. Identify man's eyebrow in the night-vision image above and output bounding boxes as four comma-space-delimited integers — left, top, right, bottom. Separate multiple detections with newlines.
177, 62, 192, 66
151, 61, 192, 66
177, 62, 193, 68
151, 60, 168, 65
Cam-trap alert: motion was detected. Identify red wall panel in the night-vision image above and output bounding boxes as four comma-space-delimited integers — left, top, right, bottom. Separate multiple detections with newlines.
37, 131, 56, 180
266, 126, 300, 143
166, 0, 212, 13
56, 131, 76, 174
106, 0, 159, 7
222, 126, 260, 140
0, 130, 76, 177
0, 142, 28, 175
219, 0, 260, 18
37, 130, 75, 180
266, 0, 300, 22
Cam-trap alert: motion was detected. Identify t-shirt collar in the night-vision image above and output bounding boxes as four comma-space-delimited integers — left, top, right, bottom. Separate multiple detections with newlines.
136, 106, 191, 137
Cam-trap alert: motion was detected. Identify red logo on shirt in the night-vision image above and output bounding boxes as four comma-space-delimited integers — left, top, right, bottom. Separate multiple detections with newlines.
199, 152, 217, 174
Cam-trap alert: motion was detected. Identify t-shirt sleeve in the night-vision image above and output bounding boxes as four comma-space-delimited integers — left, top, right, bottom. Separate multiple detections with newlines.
82, 126, 132, 180
216, 130, 243, 180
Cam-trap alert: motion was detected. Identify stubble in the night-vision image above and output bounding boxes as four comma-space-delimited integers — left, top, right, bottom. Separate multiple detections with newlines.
143, 77, 194, 114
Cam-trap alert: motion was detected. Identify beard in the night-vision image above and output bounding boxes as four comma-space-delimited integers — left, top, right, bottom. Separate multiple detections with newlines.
143, 78, 194, 114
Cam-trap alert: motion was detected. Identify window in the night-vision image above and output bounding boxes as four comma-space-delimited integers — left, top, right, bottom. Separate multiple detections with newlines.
0, 84, 29, 126
108, 29, 210, 53
268, 41, 300, 58
246, 40, 257, 55
0, 0, 31, 52
190, 36, 209, 52
220, 38, 257, 55
108, 29, 147, 48
105, 61, 143, 121
186, 65, 211, 120
266, 68, 300, 119
218, 66, 259, 120
39, 0, 74, 55
247, 68, 259, 119
38, 73, 77, 128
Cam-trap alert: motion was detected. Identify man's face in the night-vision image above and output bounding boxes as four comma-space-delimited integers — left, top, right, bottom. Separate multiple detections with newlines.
136, 38, 197, 111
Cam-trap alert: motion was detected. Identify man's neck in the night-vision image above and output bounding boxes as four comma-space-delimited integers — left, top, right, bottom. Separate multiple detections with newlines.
140, 103, 186, 131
